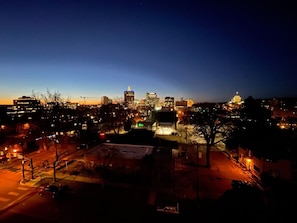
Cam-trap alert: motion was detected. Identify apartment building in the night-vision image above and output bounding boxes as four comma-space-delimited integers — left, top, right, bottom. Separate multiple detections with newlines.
238, 145, 297, 183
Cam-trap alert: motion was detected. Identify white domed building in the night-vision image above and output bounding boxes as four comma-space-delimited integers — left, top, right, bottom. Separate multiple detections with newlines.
227, 91, 244, 110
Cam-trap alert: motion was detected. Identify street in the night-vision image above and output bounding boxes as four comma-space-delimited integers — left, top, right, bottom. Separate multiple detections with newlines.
0, 141, 81, 211
0, 140, 268, 223
0, 179, 151, 223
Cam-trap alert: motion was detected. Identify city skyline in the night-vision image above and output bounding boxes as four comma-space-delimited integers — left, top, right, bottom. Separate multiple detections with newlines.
2, 88, 296, 106
0, 87, 229, 105
0, 0, 296, 105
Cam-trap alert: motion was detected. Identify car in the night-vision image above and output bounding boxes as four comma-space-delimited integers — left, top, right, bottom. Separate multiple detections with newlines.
77, 143, 88, 149
0, 154, 8, 163
39, 184, 59, 198
156, 202, 180, 215
231, 180, 252, 190
38, 184, 70, 199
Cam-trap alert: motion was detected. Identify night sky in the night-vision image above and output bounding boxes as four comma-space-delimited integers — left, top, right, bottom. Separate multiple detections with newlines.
0, 0, 296, 104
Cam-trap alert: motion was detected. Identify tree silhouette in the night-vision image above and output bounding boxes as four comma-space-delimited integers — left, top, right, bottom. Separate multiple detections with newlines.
192, 103, 234, 168
99, 103, 127, 135
241, 96, 272, 126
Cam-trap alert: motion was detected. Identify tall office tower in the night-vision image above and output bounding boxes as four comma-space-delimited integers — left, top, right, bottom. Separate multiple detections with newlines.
146, 92, 159, 108
101, 96, 111, 105
6, 96, 42, 121
124, 86, 135, 108
163, 96, 175, 110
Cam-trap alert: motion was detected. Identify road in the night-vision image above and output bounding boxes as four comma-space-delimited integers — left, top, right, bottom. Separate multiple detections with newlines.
172, 145, 253, 201
0, 140, 267, 223
0, 169, 35, 213
0, 141, 82, 211
0, 179, 151, 223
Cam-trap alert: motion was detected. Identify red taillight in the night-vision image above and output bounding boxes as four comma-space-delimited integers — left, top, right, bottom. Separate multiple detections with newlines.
99, 132, 106, 140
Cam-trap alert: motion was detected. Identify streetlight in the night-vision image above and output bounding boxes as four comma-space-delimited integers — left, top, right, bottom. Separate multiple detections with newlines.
19, 138, 27, 183
185, 127, 188, 144
29, 158, 34, 180
53, 136, 59, 182
195, 143, 200, 206
20, 142, 25, 183
246, 158, 252, 171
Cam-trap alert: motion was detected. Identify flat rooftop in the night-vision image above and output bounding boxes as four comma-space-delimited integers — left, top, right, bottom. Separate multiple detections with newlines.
85, 143, 154, 159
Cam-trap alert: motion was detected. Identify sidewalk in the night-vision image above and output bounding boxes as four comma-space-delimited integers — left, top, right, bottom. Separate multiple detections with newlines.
20, 170, 103, 187
20, 169, 152, 191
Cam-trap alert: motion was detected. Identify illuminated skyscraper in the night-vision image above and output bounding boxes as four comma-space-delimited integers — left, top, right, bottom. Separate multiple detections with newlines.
146, 92, 159, 108
101, 96, 112, 105
163, 96, 174, 110
124, 86, 135, 108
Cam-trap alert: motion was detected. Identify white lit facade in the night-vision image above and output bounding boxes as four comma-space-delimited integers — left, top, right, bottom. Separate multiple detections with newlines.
6, 96, 42, 121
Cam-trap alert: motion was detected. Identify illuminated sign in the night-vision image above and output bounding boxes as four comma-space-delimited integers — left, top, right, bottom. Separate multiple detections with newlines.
137, 122, 144, 127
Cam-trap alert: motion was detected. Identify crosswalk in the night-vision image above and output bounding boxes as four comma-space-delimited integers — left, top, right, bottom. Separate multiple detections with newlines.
0, 197, 10, 202
0, 166, 20, 173
0, 185, 30, 209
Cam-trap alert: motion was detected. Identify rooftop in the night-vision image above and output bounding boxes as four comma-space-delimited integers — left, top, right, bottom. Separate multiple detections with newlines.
85, 143, 154, 159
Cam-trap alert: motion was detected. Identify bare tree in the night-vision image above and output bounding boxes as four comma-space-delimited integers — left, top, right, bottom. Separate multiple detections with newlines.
99, 104, 127, 135
52, 91, 62, 103
40, 88, 63, 104
31, 90, 41, 100
192, 103, 234, 168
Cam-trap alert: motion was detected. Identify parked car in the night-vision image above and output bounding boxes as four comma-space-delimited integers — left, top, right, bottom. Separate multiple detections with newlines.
77, 143, 88, 149
156, 205, 179, 215
39, 184, 58, 198
0, 154, 8, 163
38, 184, 70, 199
231, 180, 252, 190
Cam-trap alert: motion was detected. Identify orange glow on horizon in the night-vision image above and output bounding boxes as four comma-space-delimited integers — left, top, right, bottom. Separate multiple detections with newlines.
0, 98, 101, 106
0, 99, 13, 105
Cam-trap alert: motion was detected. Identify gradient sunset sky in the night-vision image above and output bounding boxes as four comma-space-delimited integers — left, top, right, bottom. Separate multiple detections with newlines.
0, 0, 296, 105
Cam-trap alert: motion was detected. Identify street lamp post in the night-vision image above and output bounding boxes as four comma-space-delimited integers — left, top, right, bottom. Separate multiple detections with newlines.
20, 142, 25, 183
21, 162, 25, 183
20, 137, 35, 182
185, 127, 188, 144
53, 137, 59, 182
53, 160, 57, 182
195, 143, 200, 206
29, 158, 34, 179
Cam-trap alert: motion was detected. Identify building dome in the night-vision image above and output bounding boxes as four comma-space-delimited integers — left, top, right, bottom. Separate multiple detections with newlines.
232, 91, 242, 104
